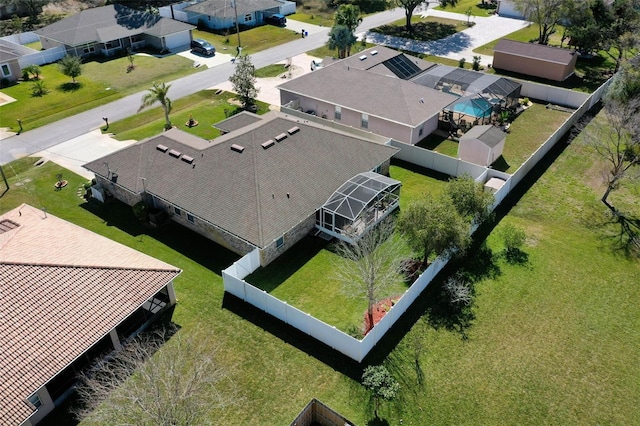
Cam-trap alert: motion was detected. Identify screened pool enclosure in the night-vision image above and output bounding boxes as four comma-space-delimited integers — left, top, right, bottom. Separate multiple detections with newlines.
316, 172, 401, 244
411, 65, 522, 130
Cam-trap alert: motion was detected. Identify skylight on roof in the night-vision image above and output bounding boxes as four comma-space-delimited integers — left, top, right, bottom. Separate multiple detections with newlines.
181, 155, 194, 164
168, 149, 181, 158
371, 50, 378, 55
231, 144, 245, 153
156, 144, 168, 153
287, 126, 300, 135
274, 133, 287, 142
359, 55, 367, 61
261, 140, 275, 149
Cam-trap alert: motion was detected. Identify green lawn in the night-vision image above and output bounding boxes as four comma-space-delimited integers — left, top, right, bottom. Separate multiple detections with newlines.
371, 16, 468, 42
255, 64, 288, 78
2, 106, 638, 425
288, 11, 334, 27
435, 0, 499, 16
417, 102, 571, 173
192, 26, 301, 56
306, 41, 374, 60
0, 54, 202, 132
105, 90, 270, 141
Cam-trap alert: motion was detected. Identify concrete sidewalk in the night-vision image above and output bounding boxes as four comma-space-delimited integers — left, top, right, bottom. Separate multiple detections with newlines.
360, 9, 530, 67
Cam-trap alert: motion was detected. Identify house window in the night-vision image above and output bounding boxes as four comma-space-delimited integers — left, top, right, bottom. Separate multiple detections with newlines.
174, 207, 182, 216
82, 44, 95, 54
244, 14, 252, 22
276, 236, 284, 249
361, 113, 368, 129
335, 106, 341, 120
1, 64, 10, 77
187, 213, 194, 223
105, 40, 121, 49
27, 394, 42, 409
373, 164, 382, 173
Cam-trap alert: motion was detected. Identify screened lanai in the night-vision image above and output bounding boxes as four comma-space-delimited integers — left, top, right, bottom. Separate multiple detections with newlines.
411, 65, 522, 130
315, 172, 401, 243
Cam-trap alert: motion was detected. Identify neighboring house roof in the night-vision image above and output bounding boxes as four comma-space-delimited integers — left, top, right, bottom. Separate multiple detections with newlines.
34, 4, 194, 46
494, 39, 577, 65
278, 64, 457, 126
184, 0, 282, 18
214, 110, 264, 133
84, 112, 398, 248
0, 204, 181, 426
460, 124, 506, 148
0, 39, 33, 61
335, 45, 436, 79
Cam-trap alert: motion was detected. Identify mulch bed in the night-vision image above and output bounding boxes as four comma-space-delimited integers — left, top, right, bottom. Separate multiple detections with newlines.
364, 295, 401, 334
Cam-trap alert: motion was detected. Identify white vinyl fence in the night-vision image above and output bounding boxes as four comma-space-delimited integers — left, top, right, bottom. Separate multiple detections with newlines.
1, 32, 66, 68
222, 79, 611, 363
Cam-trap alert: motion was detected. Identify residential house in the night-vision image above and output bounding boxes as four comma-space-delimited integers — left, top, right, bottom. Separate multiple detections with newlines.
84, 111, 398, 266
0, 39, 23, 85
279, 46, 458, 145
458, 124, 506, 166
0, 204, 181, 426
34, 4, 194, 58
159, 0, 296, 31
492, 39, 578, 81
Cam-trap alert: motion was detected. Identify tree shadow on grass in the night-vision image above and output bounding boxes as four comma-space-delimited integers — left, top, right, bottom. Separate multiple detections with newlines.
373, 22, 458, 42
367, 417, 390, 426
503, 247, 529, 265
597, 210, 640, 258
58, 82, 83, 92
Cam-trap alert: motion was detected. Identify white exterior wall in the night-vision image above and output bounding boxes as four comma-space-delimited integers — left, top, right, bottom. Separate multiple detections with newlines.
163, 31, 191, 50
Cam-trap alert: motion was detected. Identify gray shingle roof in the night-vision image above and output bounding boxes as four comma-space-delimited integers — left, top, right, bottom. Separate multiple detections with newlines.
278, 64, 457, 126
34, 4, 194, 46
214, 111, 264, 133
184, 0, 283, 17
494, 39, 577, 65
460, 124, 505, 148
84, 113, 398, 248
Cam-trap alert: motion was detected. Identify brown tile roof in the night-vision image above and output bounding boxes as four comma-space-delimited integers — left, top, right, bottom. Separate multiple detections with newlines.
0, 205, 181, 426
494, 39, 577, 65
84, 113, 398, 248
278, 65, 457, 126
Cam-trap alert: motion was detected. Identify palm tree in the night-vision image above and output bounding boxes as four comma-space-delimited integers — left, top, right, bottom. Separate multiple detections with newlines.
327, 25, 357, 59
139, 82, 173, 130
334, 4, 362, 56
335, 4, 362, 33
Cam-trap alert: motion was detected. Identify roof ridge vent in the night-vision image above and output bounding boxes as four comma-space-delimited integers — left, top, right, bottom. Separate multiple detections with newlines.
156, 144, 169, 152
274, 133, 287, 142
261, 140, 275, 149
370, 50, 378, 55
168, 149, 181, 158
231, 144, 245, 153
287, 126, 300, 135
181, 155, 194, 164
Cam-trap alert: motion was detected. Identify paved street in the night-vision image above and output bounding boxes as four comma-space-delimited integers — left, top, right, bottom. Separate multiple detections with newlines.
0, 7, 528, 167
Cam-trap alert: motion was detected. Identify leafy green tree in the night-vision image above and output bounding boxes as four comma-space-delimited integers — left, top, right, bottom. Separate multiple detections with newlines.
446, 174, 494, 224
31, 79, 47, 96
139, 82, 173, 130
500, 223, 527, 256
563, 0, 610, 53
514, 0, 565, 44
22, 64, 40, 80
362, 365, 400, 419
229, 54, 258, 109
602, 0, 640, 72
327, 25, 356, 59
398, 194, 471, 265
58, 55, 82, 83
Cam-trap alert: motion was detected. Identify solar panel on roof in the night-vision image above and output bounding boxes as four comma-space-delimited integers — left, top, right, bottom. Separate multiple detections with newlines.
384, 55, 421, 79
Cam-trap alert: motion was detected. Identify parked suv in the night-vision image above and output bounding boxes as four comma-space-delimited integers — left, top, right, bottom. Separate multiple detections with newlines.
265, 13, 287, 27
190, 38, 215, 56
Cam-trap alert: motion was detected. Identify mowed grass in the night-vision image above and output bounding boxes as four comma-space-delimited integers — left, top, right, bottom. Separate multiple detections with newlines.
192, 26, 301, 56
435, 0, 499, 16
417, 102, 571, 173
0, 54, 202, 132
1, 107, 638, 425
105, 90, 270, 141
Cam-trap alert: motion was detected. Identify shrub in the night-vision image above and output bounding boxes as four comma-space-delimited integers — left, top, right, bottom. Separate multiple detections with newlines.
132, 201, 148, 221
31, 80, 48, 96
458, 57, 466, 68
